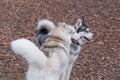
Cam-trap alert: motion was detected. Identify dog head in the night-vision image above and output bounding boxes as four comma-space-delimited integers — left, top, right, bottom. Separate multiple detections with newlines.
53, 22, 80, 45
72, 17, 94, 45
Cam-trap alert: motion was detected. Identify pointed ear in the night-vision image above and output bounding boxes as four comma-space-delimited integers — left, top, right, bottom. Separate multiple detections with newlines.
74, 17, 84, 30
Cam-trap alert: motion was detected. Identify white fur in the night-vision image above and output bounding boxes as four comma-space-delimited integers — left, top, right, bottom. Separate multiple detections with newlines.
11, 31, 72, 80
37, 19, 55, 33
11, 39, 47, 68
11, 39, 55, 80
74, 18, 83, 30
31, 18, 94, 80
84, 28, 94, 40
64, 30, 94, 80
77, 28, 94, 44
64, 19, 94, 80
58, 23, 80, 42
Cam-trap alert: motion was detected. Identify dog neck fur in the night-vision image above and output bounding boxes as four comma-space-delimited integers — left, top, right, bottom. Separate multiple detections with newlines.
52, 26, 71, 45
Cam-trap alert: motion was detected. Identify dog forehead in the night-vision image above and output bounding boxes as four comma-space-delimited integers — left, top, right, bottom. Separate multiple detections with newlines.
77, 24, 88, 32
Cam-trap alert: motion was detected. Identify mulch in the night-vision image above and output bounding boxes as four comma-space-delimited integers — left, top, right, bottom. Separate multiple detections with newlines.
0, 0, 120, 80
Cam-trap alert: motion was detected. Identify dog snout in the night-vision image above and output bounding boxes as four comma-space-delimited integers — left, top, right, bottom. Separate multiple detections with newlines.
92, 34, 95, 38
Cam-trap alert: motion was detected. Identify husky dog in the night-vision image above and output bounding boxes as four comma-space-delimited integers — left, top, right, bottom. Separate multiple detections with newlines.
35, 18, 94, 80
11, 23, 80, 80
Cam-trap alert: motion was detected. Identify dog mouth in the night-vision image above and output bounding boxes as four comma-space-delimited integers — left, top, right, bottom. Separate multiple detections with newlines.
83, 36, 90, 41
71, 38, 79, 45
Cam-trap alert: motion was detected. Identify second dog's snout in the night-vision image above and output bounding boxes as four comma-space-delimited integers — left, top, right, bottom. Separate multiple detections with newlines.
92, 34, 95, 38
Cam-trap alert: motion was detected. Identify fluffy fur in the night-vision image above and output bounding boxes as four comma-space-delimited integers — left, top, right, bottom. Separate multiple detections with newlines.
11, 23, 79, 80
11, 39, 47, 68
35, 19, 56, 47
35, 18, 94, 80
37, 19, 55, 32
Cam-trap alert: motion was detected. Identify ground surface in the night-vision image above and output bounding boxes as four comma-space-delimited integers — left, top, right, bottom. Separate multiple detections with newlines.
0, 0, 120, 80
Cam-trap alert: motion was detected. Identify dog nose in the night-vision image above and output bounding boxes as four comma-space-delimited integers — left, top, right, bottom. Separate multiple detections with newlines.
92, 34, 95, 38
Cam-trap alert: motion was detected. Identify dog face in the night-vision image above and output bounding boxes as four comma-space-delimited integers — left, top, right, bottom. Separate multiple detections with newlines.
72, 17, 94, 45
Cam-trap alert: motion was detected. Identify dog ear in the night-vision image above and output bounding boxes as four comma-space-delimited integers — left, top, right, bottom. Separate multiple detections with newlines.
74, 17, 84, 30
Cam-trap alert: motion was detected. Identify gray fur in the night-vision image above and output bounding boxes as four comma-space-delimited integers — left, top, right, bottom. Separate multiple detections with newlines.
35, 18, 94, 80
